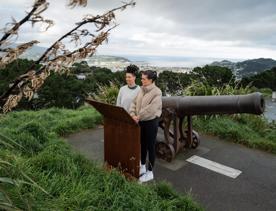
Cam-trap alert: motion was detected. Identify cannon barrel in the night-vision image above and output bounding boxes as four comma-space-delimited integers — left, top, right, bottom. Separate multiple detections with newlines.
162, 92, 265, 116
156, 92, 265, 162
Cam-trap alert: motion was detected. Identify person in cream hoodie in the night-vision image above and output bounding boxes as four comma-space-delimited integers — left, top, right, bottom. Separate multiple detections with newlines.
129, 70, 162, 183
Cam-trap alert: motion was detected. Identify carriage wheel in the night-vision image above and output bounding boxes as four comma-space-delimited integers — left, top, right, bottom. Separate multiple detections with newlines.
185, 130, 200, 149
155, 142, 175, 162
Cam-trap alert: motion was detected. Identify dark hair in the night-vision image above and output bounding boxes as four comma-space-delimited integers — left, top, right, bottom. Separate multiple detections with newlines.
126, 64, 139, 77
141, 70, 158, 82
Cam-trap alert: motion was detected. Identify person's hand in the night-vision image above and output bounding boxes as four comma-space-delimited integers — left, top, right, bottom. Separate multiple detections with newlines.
132, 115, 139, 123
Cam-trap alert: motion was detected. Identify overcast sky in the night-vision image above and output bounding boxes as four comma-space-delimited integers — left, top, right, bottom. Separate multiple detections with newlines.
1, 0, 276, 65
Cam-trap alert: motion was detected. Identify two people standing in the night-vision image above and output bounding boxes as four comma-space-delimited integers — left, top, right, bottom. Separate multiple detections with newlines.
116, 65, 162, 183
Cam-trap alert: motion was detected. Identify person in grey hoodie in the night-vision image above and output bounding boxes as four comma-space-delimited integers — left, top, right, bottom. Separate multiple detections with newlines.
116, 65, 140, 112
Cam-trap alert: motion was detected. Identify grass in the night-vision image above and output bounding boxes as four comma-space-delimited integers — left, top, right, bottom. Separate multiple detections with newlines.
194, 114, 276, 154
252, 87, 273, 97
0, 106, 202, 210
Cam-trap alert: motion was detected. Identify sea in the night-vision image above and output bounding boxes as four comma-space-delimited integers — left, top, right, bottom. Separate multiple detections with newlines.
264, 98, 276, 122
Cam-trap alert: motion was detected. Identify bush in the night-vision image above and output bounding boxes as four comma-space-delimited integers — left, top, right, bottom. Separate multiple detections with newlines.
182, 80, 252, 96
194, 115, 276, 153
92, 81, 120, 105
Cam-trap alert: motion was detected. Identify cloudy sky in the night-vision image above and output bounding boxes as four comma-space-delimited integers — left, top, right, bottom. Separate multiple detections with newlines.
1, 0, 276, 66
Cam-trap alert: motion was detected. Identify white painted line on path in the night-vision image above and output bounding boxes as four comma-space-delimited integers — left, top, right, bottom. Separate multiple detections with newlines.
186, 155, 242, 179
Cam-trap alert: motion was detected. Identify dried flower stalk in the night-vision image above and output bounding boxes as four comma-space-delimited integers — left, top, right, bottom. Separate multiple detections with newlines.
0, 0, 136, 113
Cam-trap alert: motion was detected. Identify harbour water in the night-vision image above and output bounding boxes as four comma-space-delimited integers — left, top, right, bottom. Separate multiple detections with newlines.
272, 92, 276, 102
264, 98, 276, 122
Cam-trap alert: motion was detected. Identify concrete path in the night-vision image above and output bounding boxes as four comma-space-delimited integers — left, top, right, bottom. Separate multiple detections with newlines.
66, 127, 276, 211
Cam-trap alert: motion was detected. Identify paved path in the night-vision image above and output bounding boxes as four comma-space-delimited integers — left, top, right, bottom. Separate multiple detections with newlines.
66, 127, 276, 211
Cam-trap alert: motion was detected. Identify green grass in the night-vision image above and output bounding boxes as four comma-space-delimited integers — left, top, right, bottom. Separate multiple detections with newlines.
0, 106, 202, 210
194, 114, 276, 154
252, 87, 273, 97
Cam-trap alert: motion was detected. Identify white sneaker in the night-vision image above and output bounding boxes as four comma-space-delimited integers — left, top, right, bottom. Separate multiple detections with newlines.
139, 164, 146, 176
139, 171, 154, 183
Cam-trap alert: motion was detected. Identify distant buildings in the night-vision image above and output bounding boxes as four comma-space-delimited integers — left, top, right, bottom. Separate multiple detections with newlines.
83, 57, 193, 74
143, 66, 193, 74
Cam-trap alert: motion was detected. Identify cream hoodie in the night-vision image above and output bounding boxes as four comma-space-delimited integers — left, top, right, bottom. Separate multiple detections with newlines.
129, 83, 162, 121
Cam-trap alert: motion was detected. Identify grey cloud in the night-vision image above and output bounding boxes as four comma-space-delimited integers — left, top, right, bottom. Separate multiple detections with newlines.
1, 0, 276, 59
131, 0, 276, 44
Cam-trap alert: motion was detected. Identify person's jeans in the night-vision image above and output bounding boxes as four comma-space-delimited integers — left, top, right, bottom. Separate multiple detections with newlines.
139, 117, 159, 171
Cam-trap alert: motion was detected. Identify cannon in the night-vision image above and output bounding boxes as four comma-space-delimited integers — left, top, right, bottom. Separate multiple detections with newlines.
156, 92, 265, 162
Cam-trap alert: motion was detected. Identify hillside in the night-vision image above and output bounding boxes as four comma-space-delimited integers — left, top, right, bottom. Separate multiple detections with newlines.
85, 55, 130, 66
210, 58, 276, 78
14, 44, 130, 64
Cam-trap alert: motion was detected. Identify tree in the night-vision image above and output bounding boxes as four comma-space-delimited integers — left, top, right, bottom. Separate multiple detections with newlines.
241, 67, 276, 91
36, 73, 85, 109
0, 0, 135, 113
191, 65, 235, 87
157, 71, 191, 95
0, 59, 40, 96
71, 61, 91, 74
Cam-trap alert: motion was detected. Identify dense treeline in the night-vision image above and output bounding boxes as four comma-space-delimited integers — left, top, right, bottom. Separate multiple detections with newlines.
0, 59, 274, 110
